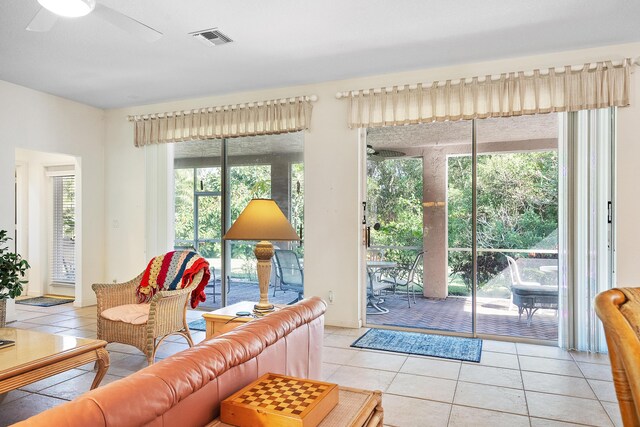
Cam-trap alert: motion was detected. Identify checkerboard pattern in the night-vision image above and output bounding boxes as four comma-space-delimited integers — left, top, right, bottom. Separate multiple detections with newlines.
234, 375, 328, 415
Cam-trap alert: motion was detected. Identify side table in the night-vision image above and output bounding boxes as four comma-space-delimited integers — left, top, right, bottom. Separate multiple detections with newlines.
207, 386, 383, 427
202, 301, 283, 339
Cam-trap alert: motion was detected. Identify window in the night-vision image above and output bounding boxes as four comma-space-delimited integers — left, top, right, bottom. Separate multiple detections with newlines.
291, 162, 304, 252
51, 175, 76, 284
174, 166, 223, 257
172, 133, 304, 309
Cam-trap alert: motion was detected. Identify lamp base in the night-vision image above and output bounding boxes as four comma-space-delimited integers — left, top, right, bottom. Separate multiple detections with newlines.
253, 241, 275, 316
253, 303, 275, 315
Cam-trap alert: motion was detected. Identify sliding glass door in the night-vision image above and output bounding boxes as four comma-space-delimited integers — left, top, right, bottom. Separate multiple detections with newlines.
172, 133, 304, 310
365, 120, 475, 334
364, 114, 561, 342
474, 116, 559, 340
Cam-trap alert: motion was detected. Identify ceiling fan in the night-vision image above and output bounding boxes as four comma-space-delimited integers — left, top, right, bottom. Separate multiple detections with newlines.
366, 145, 405, 162
26, 0, 163, 42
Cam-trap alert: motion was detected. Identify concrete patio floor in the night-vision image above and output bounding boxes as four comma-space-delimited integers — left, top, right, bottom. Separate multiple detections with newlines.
197, 279, 301, 310
367, 294, 558, 341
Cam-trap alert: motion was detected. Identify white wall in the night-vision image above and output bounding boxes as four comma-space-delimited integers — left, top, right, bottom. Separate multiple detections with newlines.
15, 149, 77, 299
105, 84, 362, 327
0, 80, 105, 319
616, 72, 640, 287
100, 42, 640, 328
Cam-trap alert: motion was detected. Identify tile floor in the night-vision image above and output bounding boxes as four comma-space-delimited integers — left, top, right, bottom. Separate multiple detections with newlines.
0, 302, 620, 427
323, 326, 619, 427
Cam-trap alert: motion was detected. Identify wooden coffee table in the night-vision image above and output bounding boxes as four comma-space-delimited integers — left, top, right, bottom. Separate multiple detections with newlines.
0, 328, 110, 394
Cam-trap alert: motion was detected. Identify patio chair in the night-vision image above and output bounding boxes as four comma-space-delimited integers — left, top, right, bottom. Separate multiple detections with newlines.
595, 287, 640, 426
367, 248, 386, 261
381, 251, 425, 308
273, 249, 304, 301
205, 266, 217, 303
93, 251, 208, 365
367, 270, 395, 314
506, 255, 558, 326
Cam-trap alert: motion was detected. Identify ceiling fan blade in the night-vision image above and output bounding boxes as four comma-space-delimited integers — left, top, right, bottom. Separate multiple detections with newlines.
26, 7, 58, 32
94, 4, 162, 42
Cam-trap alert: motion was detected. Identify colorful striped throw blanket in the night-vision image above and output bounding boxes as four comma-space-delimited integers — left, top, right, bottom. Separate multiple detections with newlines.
136, 251, 211, 309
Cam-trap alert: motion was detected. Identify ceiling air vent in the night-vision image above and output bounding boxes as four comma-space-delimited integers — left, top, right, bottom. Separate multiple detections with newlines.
190, 28, 233, 46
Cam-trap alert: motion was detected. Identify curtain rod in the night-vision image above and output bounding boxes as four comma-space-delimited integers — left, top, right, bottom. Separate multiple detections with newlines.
127, 95, 318, 122
334, 58, 638, 99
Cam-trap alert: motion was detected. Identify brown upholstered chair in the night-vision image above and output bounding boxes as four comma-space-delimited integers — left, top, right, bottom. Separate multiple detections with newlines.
595, 288, 640, 427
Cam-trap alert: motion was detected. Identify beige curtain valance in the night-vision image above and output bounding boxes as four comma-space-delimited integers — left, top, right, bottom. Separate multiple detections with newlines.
129, 95, 316, 147
338, 60, 632, 128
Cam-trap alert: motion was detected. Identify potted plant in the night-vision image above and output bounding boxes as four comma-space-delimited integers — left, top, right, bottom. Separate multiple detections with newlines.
0, 230, 30, 327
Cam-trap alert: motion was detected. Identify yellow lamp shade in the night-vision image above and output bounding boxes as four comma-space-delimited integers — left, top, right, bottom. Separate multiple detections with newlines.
224, 199, 300, 242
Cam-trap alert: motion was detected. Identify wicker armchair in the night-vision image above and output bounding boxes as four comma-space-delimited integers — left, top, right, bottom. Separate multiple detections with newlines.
93, 269, 204, 365
596, 288, 640, 427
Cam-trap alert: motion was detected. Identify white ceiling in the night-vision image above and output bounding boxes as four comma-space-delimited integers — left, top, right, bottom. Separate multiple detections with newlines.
1, 0, 639, 109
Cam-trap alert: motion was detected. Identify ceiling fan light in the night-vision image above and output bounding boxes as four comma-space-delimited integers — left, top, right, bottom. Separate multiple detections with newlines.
37, 0, 96, 18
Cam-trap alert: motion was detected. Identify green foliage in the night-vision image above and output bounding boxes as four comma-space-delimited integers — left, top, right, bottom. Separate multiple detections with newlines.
368, 150, 558, 290
447, 156, 472, 249
230, 165, 271, 221
174, 164, 272, 260
0, 230, 30, 300
367, 157, 423, 267
61, 177, 76, 236
230, 165, 271, 260
174, 169, 195, 241
291, 163, 304, 257
447, 284, 470, 296
447, 151, 559, 290
476, 152, 558, 251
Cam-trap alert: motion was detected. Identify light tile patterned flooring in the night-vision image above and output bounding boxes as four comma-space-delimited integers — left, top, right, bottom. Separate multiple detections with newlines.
0, 303, 620, 426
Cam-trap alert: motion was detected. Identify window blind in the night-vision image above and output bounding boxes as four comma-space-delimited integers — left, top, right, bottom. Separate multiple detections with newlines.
51, 175, 76, 285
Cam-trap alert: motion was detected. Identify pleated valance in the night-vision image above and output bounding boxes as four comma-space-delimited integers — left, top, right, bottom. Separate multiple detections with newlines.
128, 95, 316, 147
338, 59, 632, 128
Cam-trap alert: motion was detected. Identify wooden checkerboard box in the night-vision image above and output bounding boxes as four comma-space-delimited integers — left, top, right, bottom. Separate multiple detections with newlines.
221, 373, 339, 427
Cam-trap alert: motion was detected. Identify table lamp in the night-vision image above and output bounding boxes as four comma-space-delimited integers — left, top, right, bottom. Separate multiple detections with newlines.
223, 199, 300, 314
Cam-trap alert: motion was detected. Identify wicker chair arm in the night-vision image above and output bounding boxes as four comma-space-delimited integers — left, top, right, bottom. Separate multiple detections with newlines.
147, 271, 204, 336
93, 272, 143, 313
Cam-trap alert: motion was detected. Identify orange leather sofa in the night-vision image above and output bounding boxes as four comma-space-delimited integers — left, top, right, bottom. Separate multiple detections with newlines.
14, 297, 327, 427
595, 288, 640, 426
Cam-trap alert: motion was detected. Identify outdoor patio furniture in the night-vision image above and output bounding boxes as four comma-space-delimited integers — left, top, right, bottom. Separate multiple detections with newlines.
367, 248, 386, 261
206, 266, 218, 303
506, 255, 558, 326
595, 287, 640, 426
367, 270, 395, 314
273, 249, 304, 301
381, 251, 424, 308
